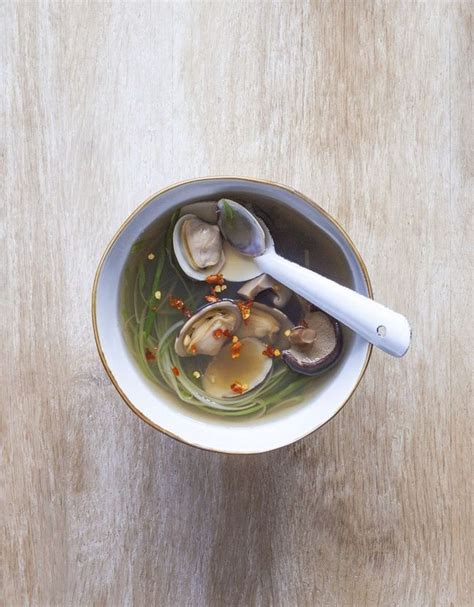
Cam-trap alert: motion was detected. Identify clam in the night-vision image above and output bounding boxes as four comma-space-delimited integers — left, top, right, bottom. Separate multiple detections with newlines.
173, 214, 225, 281
173, 203, 262, 282
175, 301, 241, 357
202, 337, 272, 398
238, 302, 292, 347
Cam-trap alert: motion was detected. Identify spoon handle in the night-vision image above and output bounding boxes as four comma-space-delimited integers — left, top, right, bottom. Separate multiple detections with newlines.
257, 251, 411, 357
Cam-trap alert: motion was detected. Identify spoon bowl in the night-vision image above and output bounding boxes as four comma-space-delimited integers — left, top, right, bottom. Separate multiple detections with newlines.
217, 199, 266, 256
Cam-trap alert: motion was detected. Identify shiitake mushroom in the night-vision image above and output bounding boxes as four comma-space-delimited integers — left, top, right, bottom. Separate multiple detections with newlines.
281, 310, 342, 375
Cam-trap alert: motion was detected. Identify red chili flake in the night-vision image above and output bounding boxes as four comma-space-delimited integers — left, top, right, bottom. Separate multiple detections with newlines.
205, 273, 225, 286
230, 382, 243, 394
171, 366, 180, 376
237, 300, 253, 320
262, 345, 281, 358
213, 328, 223, 339
190, 345, 197, 354
205, 294, 220, 304
145, 348, 156, 361
223, 329, 233, 338
262, 345, 274, 357
168, 295, 192, 318
168, 295, 184, 310
231, 339, 242, 359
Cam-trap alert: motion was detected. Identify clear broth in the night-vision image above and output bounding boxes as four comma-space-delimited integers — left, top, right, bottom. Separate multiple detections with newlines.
119, 199, 353, 421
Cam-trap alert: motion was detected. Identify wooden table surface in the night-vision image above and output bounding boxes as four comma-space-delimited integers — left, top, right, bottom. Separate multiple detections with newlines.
3, 2, 472, 605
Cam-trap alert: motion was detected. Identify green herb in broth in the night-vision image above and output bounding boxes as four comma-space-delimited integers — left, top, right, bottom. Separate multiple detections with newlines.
143, 250, 165, 339
119, 205, 337, 419
138, 263, 146, 291
221, 199, 235, 222
131, 238, 148, 253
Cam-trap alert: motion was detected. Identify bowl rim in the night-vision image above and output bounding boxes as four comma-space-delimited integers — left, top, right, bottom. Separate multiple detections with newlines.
92, 176, 373, 453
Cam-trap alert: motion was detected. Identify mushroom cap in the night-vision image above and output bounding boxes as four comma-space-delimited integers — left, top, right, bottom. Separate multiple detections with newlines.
237, 274, 292, 308
175, 301, 241, 357
281, 310, 342, 375
288, 326, 317, 347
202, 337, 272, 398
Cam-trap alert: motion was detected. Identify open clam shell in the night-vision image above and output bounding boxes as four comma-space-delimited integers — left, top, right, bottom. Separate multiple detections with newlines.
173, 202, 264, 282
202, 337, 272, 399
175, 301, 241, 357
173, 214, 225, 281
238, 302, 292, 348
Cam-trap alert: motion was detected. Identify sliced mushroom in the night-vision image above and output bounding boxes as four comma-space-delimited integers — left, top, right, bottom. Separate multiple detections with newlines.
238, 302, 292, 347
281, 310, 342, 375
175, 301, 240, 357
173, 214, 225, 281
237, 274, 291, 308
202, 337, 272, 398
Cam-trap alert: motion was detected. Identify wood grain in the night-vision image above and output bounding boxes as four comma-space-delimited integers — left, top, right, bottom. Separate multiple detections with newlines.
2, 1, 472, 605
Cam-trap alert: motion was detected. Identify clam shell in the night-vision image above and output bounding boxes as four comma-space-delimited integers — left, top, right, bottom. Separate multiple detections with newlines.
173, 202, 264, 282
238, 302, 292, 348
173, 214, 225, 281
175, 301, 241, 357
202, 337, 272, 399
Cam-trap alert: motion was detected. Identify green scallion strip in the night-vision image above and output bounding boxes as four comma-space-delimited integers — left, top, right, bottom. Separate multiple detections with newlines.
143, 250, 165, 338
120, 213, 316, 419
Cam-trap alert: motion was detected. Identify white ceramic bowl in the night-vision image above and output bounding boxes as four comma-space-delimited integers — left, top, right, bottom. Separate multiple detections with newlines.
92, 177, 372, 453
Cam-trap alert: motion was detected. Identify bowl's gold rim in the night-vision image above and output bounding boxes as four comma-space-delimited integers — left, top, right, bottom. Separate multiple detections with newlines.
91, 176, 373, 454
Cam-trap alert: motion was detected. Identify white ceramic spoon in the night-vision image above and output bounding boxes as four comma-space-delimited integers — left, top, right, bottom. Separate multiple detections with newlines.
218, 200, 411, 357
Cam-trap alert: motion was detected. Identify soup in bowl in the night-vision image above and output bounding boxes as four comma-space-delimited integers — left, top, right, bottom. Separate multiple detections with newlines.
92, 178, 372, 453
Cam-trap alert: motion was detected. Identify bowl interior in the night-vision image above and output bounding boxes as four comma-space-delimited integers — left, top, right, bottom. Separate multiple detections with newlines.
93, 178, 372, 453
